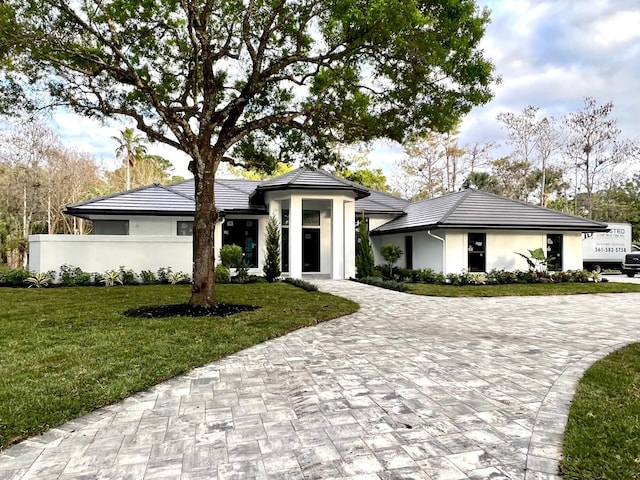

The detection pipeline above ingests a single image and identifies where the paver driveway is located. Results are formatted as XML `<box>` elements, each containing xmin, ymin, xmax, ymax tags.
<box><xmin>2</xmin><ymin>281</ymin><xmax>640</xmax><ymax>480</ymax></box>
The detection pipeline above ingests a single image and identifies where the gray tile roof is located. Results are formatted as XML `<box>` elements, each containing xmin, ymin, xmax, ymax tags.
<box><xmin>66</xmin><ymin>170</ymin><xmax>608</xmax><ymax>235</ymax></box>
<box><xmin>66</xmin><ymin>178</ymin><xmax>265</xmax><ymax>217</ymax></box>
<box><xmin>355</xmin><ymin>190</ymin><xmax>409</xmax><ymax>214</ymax></box>
<box><xmin>371</xmin><ymin>189</ymin><xmax>608</xmax><ymax>234</ymax></box>
<box><xmin>252</xmin><ymin>168</ymin><xmax>370</xmax><ymax>200</ymax></box>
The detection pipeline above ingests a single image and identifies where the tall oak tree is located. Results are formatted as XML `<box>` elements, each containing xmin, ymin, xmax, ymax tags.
<box><xmin>1</xmin><ymin>0</ymin><xmax>496</xmax><ymax>305</ymax></box>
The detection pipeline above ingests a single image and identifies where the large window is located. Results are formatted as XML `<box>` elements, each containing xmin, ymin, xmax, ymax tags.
<box><xmin>281</xmin><ymin>210</ymin><xmax>289</xmax><ymax>272</ymax></box>
<box><xmin>222</xmin><ymin>219</ymin><xmax>258</xmax><ymax>267</ymax></box>
<box><xmin>405</xmin><ymin>236</ymin><xmax>413</xmax><ymax>269</ymax></box>
<box><xmin>468</xmin><ymin>233</ymin><xmax>486</xmax><ymax>272</ymax></box>
<box><xmin>92</xmin><ymin>220</ymin><xmax>129</xmax><ymax>235</ymax></box>
<box><xmin>547</xmin><ymin>234</ymin><xmax>563</xmax><ymax>270</ymax></box>
<box><xmin>302</xmin><ymin>210</ymin><xmax>320</xmax><ymax>226</ymax></box>
<box><xmin>177</xmin><ymin>221</ymin><xmax>193</xmax><ymax>236</ymax></box>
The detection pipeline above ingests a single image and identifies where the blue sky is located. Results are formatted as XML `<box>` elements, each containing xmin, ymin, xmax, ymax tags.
<box><xmin>52</xmin><ymin>0</ymin><xmax>640</xmax><ymax>180</ymax></box>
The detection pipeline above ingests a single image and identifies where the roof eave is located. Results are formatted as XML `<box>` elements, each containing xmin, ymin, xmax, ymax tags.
<box><xmin>65</xmin><ymin>206</ymin><xmax>268</xmax><ymax>218</ymax></box>
<box><xmin>371</xmin><ymin>223</ymin><xmax>609</xmax><ymax>236</ymax></box>
<box><xmin>250</xmin><ymin>184</ymin><xmax>370</xmax><ymax>201</ymax></box>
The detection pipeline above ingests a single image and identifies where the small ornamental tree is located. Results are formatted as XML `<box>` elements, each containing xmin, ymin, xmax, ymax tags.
<box><xmin>355</xmin><ymin>215</ymin><xmax>376</xmax><ymax>279</ymax></box>
<box><xmin>263</xmin><ymin>215</ymin><xmax>281</xmax><ymax>282</ymax></box>
<box><xmin>380</xmin><ymin>244</ymin><xmax>403</xmax><ymax>278</ymax></box>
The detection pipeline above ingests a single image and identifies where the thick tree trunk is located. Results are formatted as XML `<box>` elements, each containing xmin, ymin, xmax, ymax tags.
<box><xmin>189</xmin><ymin>154</ymin><xmax>219</xmax><ymax>306</ymax></box>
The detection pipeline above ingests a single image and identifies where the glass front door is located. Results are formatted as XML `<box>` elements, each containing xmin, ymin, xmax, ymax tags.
<box><xmin>302</xmin><ymin>228</ymin><xmax>320</xmax><ymax>272</ymax></box>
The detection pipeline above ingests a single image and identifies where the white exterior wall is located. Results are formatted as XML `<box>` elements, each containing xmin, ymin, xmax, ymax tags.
<box><xmin>562</xmin><ymin>233</ymin><xmax>584</xmax><ymax>270</ymax></box>
<box><xmin>371</xmin><ymin>232</ymin><xmax>444</xmax><ymax>271</ymax></box>
<box><xmin>89</xmin><ymin>215</ymin><xmax>193</xmax><ymax>235</ymax></box>
<box><xmin>371</xmin><ymin>229</ymin><xmax>585</xmax><ymax>274</ymax></box>
<box><xmin>371</xmin><ymin>234</ymin><xmax>403</xmax><ymax>266</ymax></box>
<box><xmin>485</xmin><ymin>231</ymin><xmax>546</xmax><ymax>272</ymax></box>
<box><xmin>446</xmin><ymin>230</ymin><xmax>584</xmax><ymax>274</ymax></box>
<box><xmin>444</xmin><ymin>231</ymin><xmax>466</xmax><ymax>274</ymax></box>
<box><xmin>367</xmin><ymin>214</ymin><xmax>398</xmax><ymax>230</ymax></box>
<box><xmin>29</xmin><ymin>234</ymin><xmax>193</xmax><ymax>274</ymax></box>
<box><xmin>413</xmin><ymin>232</ymin><xmax>444</xmax><ymax>272</ymax></box>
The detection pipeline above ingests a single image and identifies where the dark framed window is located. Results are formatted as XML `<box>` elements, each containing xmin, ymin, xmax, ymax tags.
<box><xmin>547</xmin><ymin>234</ymin><xmax>563</xmax><ymax>270</ymax></box>
<box><xmin>92</xmin><ymin>220</ymin><xmax>129</xmax><ymax>235</ymax></box>
<box><xmin>281</xmin><ymin>209</ymin><xmax>290</xmax><ymax>226</ymax></box>
<box><xmin>302</xmin><ymin>210</ymin><xmax>320</xmax><ymax>226</ymax></box>
<box><xmin>468</xmin><ymin>233</ymin><xmax>486</xmax><ymax>272</ymax></box>
<box><xmin>223</xmin><ymin>219</ymin><xmax>258</xmax><ymax>267</ymax></box>
<box><xmin>405</xmin><ymin>236</ymin><xmax>413</xmax><ymax>269</ymax></box>
<box><xmin>177</xmin><ymin>221</ymin><xmax>193</xmax><ymax>236</ymax></box>
<box><xmin>281</xmin><ymin>227</ymin><xmax>289</xmax><ymax>272</ymax></box>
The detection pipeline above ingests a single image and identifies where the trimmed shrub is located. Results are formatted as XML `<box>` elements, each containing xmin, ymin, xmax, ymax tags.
<box><xmin>0</xmin><ymin>266</ymin><xmax>32</xmax><ymax>286</ymax></box>
<box><xmin>396</xmin><ymin>268</ymin><xmax>422</xmax><ymax>283</ymax></box>
<box><xmin>156</xmin><ymin>267</ymin><xmax>172</xmax><ymax>284</ymax></box>
<box><xmin>140</xmin><ymin>270</ymin><xmax>158</xmax><ymax>284</ymax></box>
<box><xmin>486</xmin><ymin>269</ymin><xmax>513</xmax><ymax>284</ymax></box>
<box><xmin>119</xmin><ymin>266</ymin><xmax>138</xmax><ymax>285</ymax></box>
<box><xmin>219</xmin><ymin>244</ymin><xmax>243</xmax><ymax>269</ymax></box>
<box><xmin>59</xmin><ymin>264</ymin><xmax>93</xmax><ymax>286</ymax></box>
<box><xmin>283</xmin><ymin>277</ymin><xmax>318</xmax><ymax>292</ymax></box>
<box><xmin>215</xmin><ymin>265</ymin><xmax>231</xmax><ymax>284</ymax></box>
<box><xmin>357</xmin><ymin>276</ymin><xmax>409</xmax><ymax>292</ymax></box>
<box><xmin>419</xmin><ymin>268</ymin><xmax>446</xmax><ymax>284</ymax></box>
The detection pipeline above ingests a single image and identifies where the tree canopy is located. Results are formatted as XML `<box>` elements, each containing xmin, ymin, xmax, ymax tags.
<box><xmin>0</xmin><ymin>0</ymin><xmax>496</xmax><ymax>305</ymax></box>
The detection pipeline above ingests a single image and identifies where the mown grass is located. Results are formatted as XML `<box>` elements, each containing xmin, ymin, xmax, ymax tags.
<box><xmin>408</xmin><ymin>282</ymin><xmax>640</xmax><ymax>297</ymax></box>
<box><xmin>0</xmin><ymin>283</ymin><xmax>358</xmax><ymax>450</ymax></box>
<box><xmin>560</xmin><ymin>343</ymin><xmax>640</xmax><ymax>479</ymax></box>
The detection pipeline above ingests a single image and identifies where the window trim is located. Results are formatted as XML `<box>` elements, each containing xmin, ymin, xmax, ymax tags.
<box><xmin>222</xmin><ymin>218</ymin><xmax>259</xmax><ymax>268</ymax></box>
<box><xmin>91</xmin><ymin>219</ymin><xmax>130</xmax><ymax>235</ymax></box>
<box><xmin>467</xmin><ymin>232</ymin><xmax>486</xmax><ymax>272</ymax></box>
<box><xmin>177</xmin><ymin>221</ymin><xmax>193</xmax><ymax>236</ymax></box>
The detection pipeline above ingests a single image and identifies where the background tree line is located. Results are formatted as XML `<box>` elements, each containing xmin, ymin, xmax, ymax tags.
<box><xmin>391</xmin><ymin>97</ymin><xmax>640</xmax><ymax>237</ymax></box>
<box><xmin>0</xmin><ymin>121</ymin><xmax>181</xmax><ymax>267</ymax></box>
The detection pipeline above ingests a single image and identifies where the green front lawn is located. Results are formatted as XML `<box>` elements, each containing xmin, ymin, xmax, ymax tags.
<box><xmin>408</xmin><ymin>282</ymin><xmax>640</xmax><ymax>297</ymax></box>
<box><xmin>0</xmin><ymin>283</ymin><xmax>358</xmax><ymax>450</ymax></box>
<box><xmin>561</xmin><ymin>343</ymin><xmax>640</xmax><ymax>479</ymax></box>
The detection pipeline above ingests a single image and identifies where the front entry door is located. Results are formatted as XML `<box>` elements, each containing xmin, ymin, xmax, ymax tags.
<box><xmin>302</xmin><ymin>228</ymin><xmax>320</xmax><ymax>272</ymax></box>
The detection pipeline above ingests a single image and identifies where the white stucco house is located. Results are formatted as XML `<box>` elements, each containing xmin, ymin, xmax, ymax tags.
<box><xmin>29</xmin><ymin>168</ymin><xmax>608</xmax><ymax>278</ymax></box>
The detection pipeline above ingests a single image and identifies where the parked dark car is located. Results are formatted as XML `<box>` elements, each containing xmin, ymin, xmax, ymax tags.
<box><xmin>622</xmin><ymin>251</ymin><xmax>640</xmax><ymax>277</ymax></box>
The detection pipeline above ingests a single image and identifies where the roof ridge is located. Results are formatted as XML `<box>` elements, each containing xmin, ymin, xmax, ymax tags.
<box><xmin>327</xmin><ymin>170</ymin><xmax>407</xmax><ymax>201</ymax></box>
<box><xmin>287</xmin><ymin>167</ymin><xmax>305</xmax><ymax>185</ymax></box>
<box><xmin>158</xmin><ymin>182</ymin><xmax>195</xmax><ymax>201</ymax></box>
<box><xmin>66</xmin><ymin>183</ymin><xmax>165</xmax><ymax>208</ymax></box>
<box><xmin>361</xmin><ymin>194</ymin><xmax>405</xmax><ymax>213</ymax></box>
<box><xmin>439</xmin><ymin>189</ymin><xmax>473</xmax><ymax>224</ymax></box>
<box><xmin>468</xmin><ymin>189</ymin><xmax>608</xmax><ymax>225</ymax></box>
<box><xmin>217</xmin><ymin>177</ymin><xmax>261</xmax><ymax>195</ymax></box>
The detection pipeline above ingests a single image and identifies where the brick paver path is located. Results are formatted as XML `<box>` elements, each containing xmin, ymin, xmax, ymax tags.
<box><xmin>1</xmin><ymin>281</ymin><xmax>639</xmax><ymax>479</ymax></box>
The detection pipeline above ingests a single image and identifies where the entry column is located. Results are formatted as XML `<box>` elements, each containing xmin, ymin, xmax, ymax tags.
<box><xmin>331</xmin><ymin>197</ymin><xmax>344</xmax><ymax>279</ymax></box>
<box><xmin>289</xmin><ymin>195</ymin><xmax>303</xmax><ymax>279</ymax></box>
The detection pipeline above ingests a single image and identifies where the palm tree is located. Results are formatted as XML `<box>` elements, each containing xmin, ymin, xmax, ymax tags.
<box><xmin>112</xmin><ymin>128</ymin><xmax>148</xmax><ymax>190</ymax></box>
<box><xmin>461</xmin><ymin>171</ymin><xmax>501</xmax><ymax>194</ymax></box>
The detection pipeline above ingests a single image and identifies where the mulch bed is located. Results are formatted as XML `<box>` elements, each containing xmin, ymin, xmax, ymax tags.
<box><xmin>124</xmin><ymin>303</ymin><xmax>259</xmax><ymax>318</ymax></box>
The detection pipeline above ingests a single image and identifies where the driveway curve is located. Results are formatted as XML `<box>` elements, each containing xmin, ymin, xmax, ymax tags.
<box><xmin>2</xmin><ymin>281</ymin><xmax>640</xmax><ymax>480</ymax></box>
